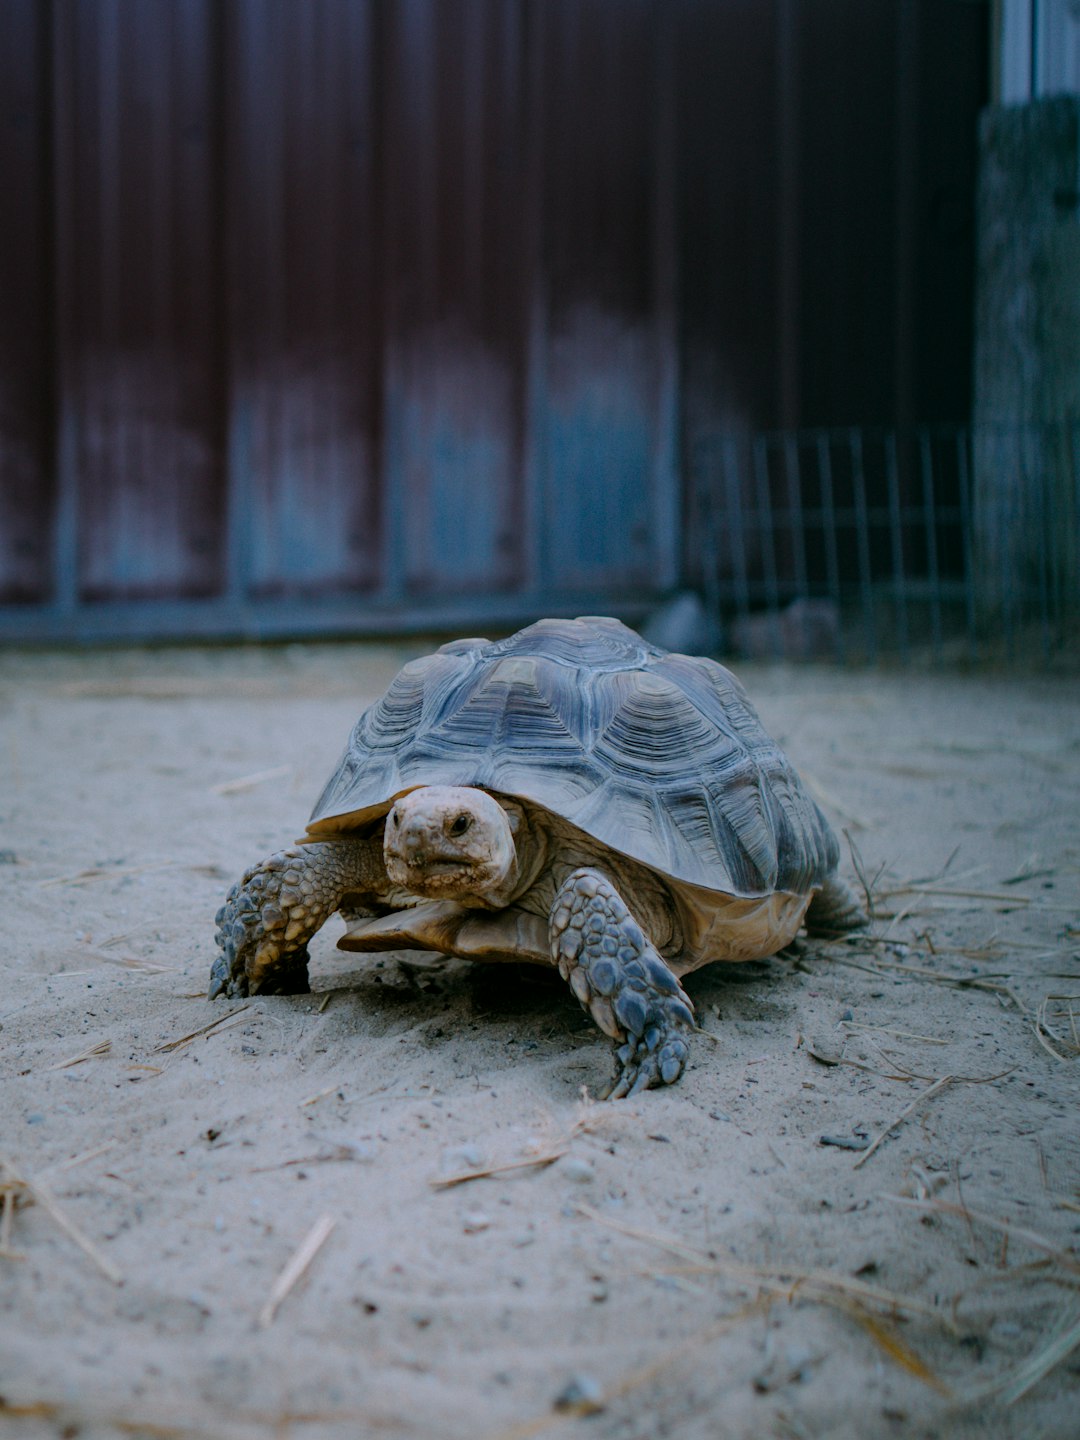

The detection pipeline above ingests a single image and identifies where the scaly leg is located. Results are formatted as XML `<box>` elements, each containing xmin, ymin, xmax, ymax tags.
<box><xmin>549</xmin><ymin>868</ymin><xmax>695</xmax><ymax>1097</ymax></box>
<box><xmin>210</xmin><ymin>838</ymin><xmax>386</xmax><ymax>999</ymax></box>
<box><xmin>804</xmin><ymin>872</ymin><xmax>867</xmax><ymax>936</ymax></box>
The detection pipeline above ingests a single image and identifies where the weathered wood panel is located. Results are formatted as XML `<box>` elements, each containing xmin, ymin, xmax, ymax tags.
<box><xmin>0</xmin><ymin>0</ymin><xmax>988</xmax><ymax>642</ymax></box>
<box><xmin>225</xmin><ymin>0</ymin><xmax>382</xmax><ymax>599</ymax></box>
<box><xmin>536</xmin><ymin>0</ymin><xmax>678</xmax><ymax>593</ymax></box>
<box><xmin>53</xmin><ymin>0</ymin><xmax>224</xmax><ymax>602</ymax></box>
<box><xmin>0</xmin><ymin>0</ymin><xmax>51</xmax><ymax>603</ymax></box>
<box><xmin>383</xmin><ymin>0</ymin><xmax>529</xmax><ymax>599</ymax></box>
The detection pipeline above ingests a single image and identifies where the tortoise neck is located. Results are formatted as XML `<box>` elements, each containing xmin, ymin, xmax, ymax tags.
<box><xmin>494</xmin><ymin>798</ymin><xmax>550</xmax><ymax>907</ymax></box>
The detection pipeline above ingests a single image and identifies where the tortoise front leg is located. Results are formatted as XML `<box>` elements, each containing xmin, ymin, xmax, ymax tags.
<box><xmin>550</xmin><ymin>868</ymin><xmax>695</xmax><ymax>1097</ymax></box>
<box><xmin>210</xmin><ymin>838</ymin><xmax>386</xmax><ymax>999</ymax></box>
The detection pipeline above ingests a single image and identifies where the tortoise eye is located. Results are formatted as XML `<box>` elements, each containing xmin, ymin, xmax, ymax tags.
<box><xmin>449</xmin><ymin>813</ymin><xmax>472</xmax><ymax>836</ymax></box>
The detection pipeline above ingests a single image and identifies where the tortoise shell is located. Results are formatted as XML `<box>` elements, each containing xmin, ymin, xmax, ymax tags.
<box><xmin>306</xmin><ymin>616</ymin><xmax>838</xmax><ymax>900</ymax></box>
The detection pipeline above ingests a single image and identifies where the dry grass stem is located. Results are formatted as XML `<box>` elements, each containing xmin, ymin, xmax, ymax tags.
<box><xmin>839</xmin><ymin>1302</ymin><xmax>951</xmax><ymax>1396</ymax></box>
<box><xmin>487</xmin><ymin>1297</ymin><xmax>772</xmax><ymax>1440</ymax></box>
<box><xmin>1</xmin><ymin>1188</ymin><xmax>15</xmax><ymax>1253</ymax></box>
<box><xmin>1</xmin><ymin>1159</ymin><xmax>124</xmax><ymax>1285</ymax></box>
<box><xmin>0</xmin><ymin>1399</ymin><xmax>191</xmax><ymax>1438</ymax></box>
<box><xmin>155</xmin><ymin>1006</ymin><xmax>250</xmax><ymax>1053</ymax></box>
<box><xmin>0</xmin><ymin>1395</ymin><xmax>389</xmax><ymax>1438</ymax></box>
<box><xmin>88</xmin><ymin>951</ymin><xmax>173</xmax><ymax>973</ymax></box>
<box><xmin>432</xmin><ymin>1104</ymin><xmax>633</xmax><ymax>1189</ymax></box>
<box><xmin>882</xmin><ymin>1194</ymin><xmax>1080</xmax><ymax>1277</ymax></box>
<box><xmin>41</xmin><ymin>1143</ymin><xmax>117</xmax><ymax>1177</ymax></box>
<box><xmin>299</xmin><ymin>1082</ymin><xmax>344</xmax><ymax>1107</ymax></box>
<box><xmin>432</xmin><ymin>1149</ymin><xmax>569</xmax><ymax>1189</ymax></box>
<box><xmin>840</xmin><ymin>1021</ymin><xmax>948</xmax><ymax>1045</ymax></box>
<box><xmin>250</xmin><ymin>1144</ymin><xmax>371</xmax><ymax>1174</ymax></box>
<box><xmin>906</xmin><ymin>852</ymin><xmax>973</xmax><ymax>885</ymax></box>
<box><xmin>576</xmin><ymin>1203</ymin><xmax>945</xmax><ymax>1323</ymax></box>
<box><xmin>46</xmin><ymin>1039</ymin><xmax>112</xmax><ymax>1071</ymax></box>
<box><xmin>963</xmin><ymin>1304</ymin><xmax>1080</xmax><ymax>1407</ymax></box>
<box><xmin>1034</xmin><ymin>995</ymin><xmax>1080</xmax><ymax>1061</ymax></box>
<box><xmin>879</xmin><ymin>884</ymin><xmax>1032</xmax><ymax>904</ymax></box>
<box><xmin>28</xmin><ymin>1177</ymin><xmax>124</xmax><ymax>1285</ymax></box>
<box><xmin>852</xmin><ymin>1075</ymin><xmax>955</xmax><ymax>1169</ymax></box>
<box><xmin>258</xmin><ymin>1213</ymin><xmax>336</xmax><ymax>1328</ymax></box>
<box><xmin>39</xmin><ymin>862</ymin><xmax>177</xmax><ymax>889</ymax></box>
<box><xmin>844</xmin><ymin>829</ymin><xmax>883</xmax><ymax>921</ymax></box>
<box><xmin>827</xmin><ymin>952</ymin><xmax>1030</xmax><ymax>1012</ymax></box>
<box><xmin>212</xmin><ymin>764</ymin><xmax>292</xmax><ymax>795</ymax></box>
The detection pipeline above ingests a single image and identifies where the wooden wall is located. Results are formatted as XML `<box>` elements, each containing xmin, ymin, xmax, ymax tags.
<box><xmin>0</xmin><ymin>0</ymin><xmax>987</xmax><ymax>639</ymax></box>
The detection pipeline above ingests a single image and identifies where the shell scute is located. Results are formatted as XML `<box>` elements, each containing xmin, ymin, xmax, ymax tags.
<box><xmin>307</xmin><ymin>616</ymin><xmax>836</xmax><ymax>899</ymax></box>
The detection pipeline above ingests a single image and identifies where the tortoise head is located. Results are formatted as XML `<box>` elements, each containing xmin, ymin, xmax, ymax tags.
<box><xmin>383</xmin><ymin>786</ymin><xmax>520</xmax><ymax>908</ymax></box>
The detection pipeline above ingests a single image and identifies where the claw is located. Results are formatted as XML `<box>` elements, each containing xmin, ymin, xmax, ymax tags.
<box><xmin>551</xmin><ymin>867</ymin><xmax>695</xmax><ymax>1097</ymax></box>
<box><xmin>207</xmin><ymin>955</ymin><xmax>229</xmax><ymax>1000</ymax></box>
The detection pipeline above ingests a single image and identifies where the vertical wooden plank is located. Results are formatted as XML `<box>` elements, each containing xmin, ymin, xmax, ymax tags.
<box><xmin>911</xmin><ymin>0</ymin><xmax>988</xmax><ymax>423</ymax></box>
<box><xmin>676</xmin><ymin>0</ymin><xmax>781</xmax><ymax>439</ymax></box>
<box><xmin>796</xmin><ymin>0</ymin><xmax>900</xmax><ymax>427</ymax></box>
<box><xmin>227</xmin><ymin>0</ymin><xmax>381</xmax><ymax>599</ymax></box>
<box><xmin>892</xmin><ymin>0</ymin><xmax>920</xmax><ymax>434</ymax></box>
<box><xmin>536</xmin><ymin>0</ymin><xmax>670</xmax><ymax>594</ymax></box>
<box><xmin>53</xmin><ymin>0</ymin><xmax>223</xmax><ymax>602</ymax></box>
<box><xmin>650</xmin><ymin>0</ymin><xmax>681</xmax><ymax>591</ymax></box>
<box><xmin>519</xmin><ymin>0</ymin><xmax>549</xmax><ymax>596</ymax></box>
<box><xmin>675</xmin><ymin>0</ymin><xmax>784</xmax><ymax>601</ymax></box>
<box><xmin>61</xmin><ymin>0</ymin><xmax>221</xmax><ymax>599</ymax></box>
<box><xmin>380</xmin><ymin>0</ymin><xmax>528</xmax><ymax>599</ymax></box>
<box><xmin>0</xmin><ymin>0</ymin><xmax>52</xmax><ymax>603</ymax></box>
<box><xmin>776</xmin><ymin>0</ymin><xmax>801</xmax><ymax>432</ymax></box>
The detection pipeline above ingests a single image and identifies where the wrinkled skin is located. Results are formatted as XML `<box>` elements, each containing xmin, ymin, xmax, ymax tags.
<box><xmin>212</xmin><ymin>784</ymin><xmax>695</xmax><ymax>1096</ymax></box>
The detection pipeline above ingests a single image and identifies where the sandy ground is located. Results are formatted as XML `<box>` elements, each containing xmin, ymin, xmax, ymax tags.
<box><xmin>1</xmin><ymin>639</ymin><xmax>1079</xmax><ymax>1440</ymax></box>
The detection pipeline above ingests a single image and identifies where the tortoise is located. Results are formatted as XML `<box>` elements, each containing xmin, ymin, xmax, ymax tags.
<box><xmin>210</xmin><ymin>616</ymin><xmax>863</xmax><ymax>1095</ymax></box>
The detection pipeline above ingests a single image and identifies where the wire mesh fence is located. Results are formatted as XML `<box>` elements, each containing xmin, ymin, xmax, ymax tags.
<box><xmin>688</xmin><ymin>420</ymin><xmax>1080</xmax><ymax>666</ymax></box>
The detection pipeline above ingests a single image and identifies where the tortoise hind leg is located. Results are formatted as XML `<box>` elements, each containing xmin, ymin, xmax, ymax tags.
<box><xmin>210</xmin><ymin>838</ymin><xmax>385</xmax><ymax>999</ymax></box>
<box><xmin>804</xmin><ymin>872</ymin><xmax>867</xmax><ymax>936</ymax></box>
<box><xmin>550</xmin><ymin>868</ymin><xmax>695</xmax><ymax>1098</ymax></box>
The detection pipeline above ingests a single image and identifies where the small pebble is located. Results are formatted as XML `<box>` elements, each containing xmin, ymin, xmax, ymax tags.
<box><xmin>785</xmin><ymin>1344</ymin><xmax>814</xmax><ymax>1376</ymax></box>
<box><xmin>26</xmin><ymin>1114</ymin><xmax>45</xmax><ymax>1125</ymax></box>
<box><xmin>439</xmin><ymin>1143</ymin><xmax>484</xmax><ymax>1175</ymax></box>
<box><xmin>805</xmin><ymin>1034</ymin><xmax>843</xmax><ymax>1066</ymax></box>
<box><xmin>462</xmin><ymin>1210</ymin><xmax>490</xmax><ymax>1234</ymax></box>
<box><xmin>553</xmin><ymin>1374</ymin><xmax>604</xmax><ymax>1415</ymax></box>
<box><xmin>559</xmin><ymin>1157</ymin><xmax>595</xmax><ymax>1184</ymax></box>
<box><xmin>334</xmin><ymin>1140</ymin><xmax>377</xmax><ymax>1163</ymax></box>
